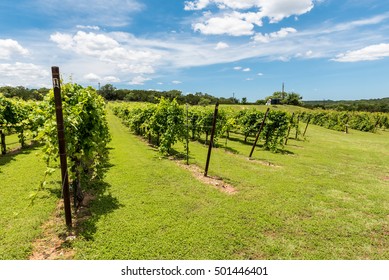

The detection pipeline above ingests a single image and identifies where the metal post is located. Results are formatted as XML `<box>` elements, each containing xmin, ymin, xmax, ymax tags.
<box><xmin>285</xmin><ymin>113</ymin><xmax>294</xmax><ymax>145</ymax></box>
<box><xmin>249</xmin><ymin>108</ymin><xmax>270</xmax><ymax>158</ymax></box>
<box><xmin>295</xmin><ymin>114</ymin><xmax>300</xmax><ymax>139</ymax></box>
<box><xmin>51</xmin><ymin>66</ymin><xmax>72</xmax><ymax>228</ymax></box>
<box><xmin>186</xmin><ymin>104</ymin><xmax>189</xmax><ymax>165</ymax></box>
<box><xmin>204</xmin><ymin>102</ymin><xmax>219</xmax><ymax>177</ymax></box>
<box><xmin>303</xmin><ymin>116</ymin><xmax>311</xmax><ymax>137</ymax></box>
<box><xmin>0</xmin><ymin>130</ymin><xmax>5</xmax><ymax>155</ymax></box>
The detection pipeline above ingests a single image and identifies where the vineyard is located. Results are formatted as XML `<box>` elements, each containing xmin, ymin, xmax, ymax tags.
<box><xmin>111</xmin><ymin>99</ymin><xmax>389</xmax><ymax>158</ymax></box>
<box><xmin>1</xmin><ymin>92</ymin><xmax>389</xmax><ymax>260</ymax></box>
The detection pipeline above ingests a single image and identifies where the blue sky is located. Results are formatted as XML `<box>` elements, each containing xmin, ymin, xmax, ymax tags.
<box><xmin>1</xmin><ymin>0</ymin><xmax>389</xmax><ymax>101</ymax></box>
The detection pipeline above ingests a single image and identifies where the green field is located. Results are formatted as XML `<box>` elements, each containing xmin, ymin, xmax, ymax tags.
<box><xmin>0</xmin><ymin>106</ymin><xmax>388</xmax><ymax>259</ymax></box>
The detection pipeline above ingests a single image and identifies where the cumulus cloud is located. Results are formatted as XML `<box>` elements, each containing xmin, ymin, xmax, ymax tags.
<box><xmin>172</xmin><ymin>80</ymin><xmax>182</xmax><ymax>84</ymax></box>
<box><xmin>0</xmin><ymin>39</ymin><xmax>29</xmax><ymax>59</ymax></box>
<box><xmin>193</xmin><ymin>15</ymin><xmax>254</xmax><ymax>36</ymax></box>
<box><xmin>50</xmin><ymin>31</ymin><xmax>159</xmax><ymax>73</ymax></box>
<box><xmin>187</xmin><ymin>0</ymin><xmax>314</xmax><ymax>36</ymax></box>
<box><xmin>0</xmin><ymin>62</ymin><xmax>49</xmax><ymax>86</ymax></box>
<box><xmin>333</xmin><ymin>43</ymin><xmax>389</xmax><ymax>62</ymax></box>
<box><xmin>242</xmin><ymin>67</ymin><xmax>251</xmax><ymax>72</ymax></box>
<box><xmin>253</xmin><ymin>27</ymin><xmax>297</xmax><ymax>43</ymax></box>
<box><xmin>84</xmin><ymin>73</ymin><xmax>101</xmax><ymax>82</ymax></box>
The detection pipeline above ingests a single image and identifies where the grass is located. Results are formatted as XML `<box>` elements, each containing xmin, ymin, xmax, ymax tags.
<box><xmin>71</xmin><ymin>109</ymin><xmax>389</xmax><ymax>259</ymax></box>
<box><xmin>0</xmin><ymin>144</ymin><xmax>60</xmax><ymax>259</ymax></box>
<box><xmin>1</xmin><ymin>106</ymin><xmax>388</xmax><ymax>259</ymax></box>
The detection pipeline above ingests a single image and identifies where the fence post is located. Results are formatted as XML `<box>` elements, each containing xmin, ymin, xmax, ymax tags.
<box><xmin>303</xmin><ymin>116</ymin><xmax>311</xmax><ymax>137</ymax></box>
<box><xmin>51</xmin><ymin>66</ymin><xmax>72</xmax><ymax>228</ymax></box>
<box><xmin>0</xmin><ymin>130</ymin><xmax>5</xmax><ymax>155</ymax></box>
<box><xmin>249</xmin><ymin>108</ymin><xmax>270</xmax><ymax>158</ymax></box>
<box><xmin>204</xmin><ymin>102</ymin><xmax>219</xmax><ymax>177</ymax></box>
<box><xmin>285</xmin><ymin>113</ymin><xmax>295</xmax><ymax>145</ymax></box>
<box><xmin>186</xmin><ymin>104</ymin><xmax>189</xmax><ymax>165</ymax></box>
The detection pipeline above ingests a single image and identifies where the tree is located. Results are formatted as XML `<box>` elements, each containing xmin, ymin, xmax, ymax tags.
<box><xmin>99</xmin><ymin>84</ymin><xmax>116</xmax><ymax>100</ymax></box>
<box><xmin>241</xmin><ymin>97</ymin><xmax>247</xmax><ymax>104</ymax></box>
<box><xmin>285</xmin><ymin>92</ymin><xmax>303</xmax><ymax>106</ymax></box>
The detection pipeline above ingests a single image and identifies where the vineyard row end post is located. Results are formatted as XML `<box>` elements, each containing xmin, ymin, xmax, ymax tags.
<box><xmin>51</xmin><ymin>66</ymin><xmax>72</xmax><ymax>228</ymax></box>
<box><xmin>249</xmin><ymin>108</ymin><xmax>270</xmax><ymax>158</ymax></box>
<box><xmin>204</xmin><ymin>102</ymin><xmax>219</xmax><ymax>177</ymax></box>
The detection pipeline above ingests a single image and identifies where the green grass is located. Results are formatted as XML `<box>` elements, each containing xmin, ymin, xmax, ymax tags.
<box><xmin>0</xmin><ymin>145</ymin><xmax>60</xmax><ymax>259</ymax></box>
<box><xmin>1</xmin><ymin>107</ymin><xmax>388</xmax><ymax>260</ymax></box>
<box><xmin>72</xmin><ymin>109</ymin><xmax>389</xmax><ymax>259</ymax></box>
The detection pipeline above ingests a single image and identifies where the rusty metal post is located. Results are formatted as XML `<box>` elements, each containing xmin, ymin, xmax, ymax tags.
<box><xmin>249</xmin><ymin>108</ymin><xmax>270</xmax><ymax>158</ymax></box>
<box><xmin>51</xmin><ymin>66</ymin><xmax>72</xmax><ymax>228</ymax></box>
<box><xmin>303</xmin><ymin>116</ymin><xmax>311</xmax><ymax>137</ymax></box>
<box><xmin>204</xmin><ymin>102</ymin><xmax>219</xmax><ymax>177</ymax></box>
<box><xmin>285</xmin><ymin>112</ymin><xmax>295</xmax><ymax>145</ymax></box>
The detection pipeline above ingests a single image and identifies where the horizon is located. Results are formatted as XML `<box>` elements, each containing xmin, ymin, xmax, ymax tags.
<box><xmin>1</xmin><ymin>0</ymin><xmax>389</xmax><ymax>102</ymax></box>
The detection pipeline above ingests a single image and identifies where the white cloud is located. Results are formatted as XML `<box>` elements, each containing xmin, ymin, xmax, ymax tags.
<box><xmin>233</xmin><ymin>66</ymin><xmax>242</xmax><ymax>70</ymax></box>
<box><xmin>76</xmin><ymin>25</ymin><xmax>100</xmax><ymax>30</ymax></box>
<box><xmin>187</xmin><ymin>0</ymin><xmax>314</xmax><ymax>36</ymax></box>
<box><xmin>0</xmin><ymin>39</ymin><xmax>29</xmax><ymax>59</ymax></box>
<box><xmin>129</xmin><ymin>76</ymin><xmax>151</xmax><ymax>85</ymax></box>
<box><xmin>215</xmin><ymin>42</ymin><xmax>229</xmax><ymax>50</ymax></box>
<box><xmin>257</xmin><ymin>73</ymin><xmax>264</xmax><ymax>76</ymax></box>
<box><xmin>333</xmin><ymin>43</ymin><xmax>389</xmax><ymax>62</ymax></box>
<box><xmin>84</xmin><ymin>73</ymin><xmax>101</xmax><ymax>82</ymax></box>
<box><xmin>184</xmin><ymin>0</ymin><xmax>210</xmax><ymax>10</ymax></box>
<box><xmin>0</xmin><ymin>62</ymin><xmax>49</xmax><ymax>86</ymax></box>
<box><xmin>50</xmin><ymin>31</ymin><xmax>160</xmax><ymax>74</ymax></box>
<box><xmin>193</xmin><ymin>15</ymin><xmax>254</xmax><ymax>36</ymax></box>
<box><xmin>253</xmin><ymin>27</ymin><xmax>297</xmax><ymax>43</ymax></box>
<box><xmin>172</xmin><ymin>80</ymin><xmax>182</xmax><ymax>84</ymax></box>
<box><xmin>104</xmin><ymin>76</ymin><xmax>121</xmax><ymax>83</ymax></box>
<box><xmin>242</xmin><ymin>68</ymin><xmax>251</xmax><ymax>72</ymax></box>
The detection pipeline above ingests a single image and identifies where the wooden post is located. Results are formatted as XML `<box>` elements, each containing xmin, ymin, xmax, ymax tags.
<box><xmin>0</xmin><ymin>130</ymin><xmax>5</xmax><ymax>155</ymax></box>
<box><xmin>51</xmin><ymin>66</ymin><xmax>72</xmax><ymax>228</ymax></box>
<box><xmin>285</xmin><ymin>113</ymin><xmax>294</xmax><ymax>145</ymax></box>
<box><xmin>204</xmin><ymin>102</ymin><xmax>219</xmax><ymax>177</ymax></box>
<box><xmin>186</xmin><ymin>104</ymin><xmax>189</xmax><ymax>165</ymax></box>
<box><xmin>249</xmin><ymin>108</ymin><xmax>270</xmax><ymax>158</ymax></box>
<box><xmin>303</xmin><ymin>116</ymin><xmax>311</xmax><ymax>137</ymax></box>
<box><xmin>295</xmin><ymin>114</ymin><xmax>300</xmax><ymax>139</ymax></box>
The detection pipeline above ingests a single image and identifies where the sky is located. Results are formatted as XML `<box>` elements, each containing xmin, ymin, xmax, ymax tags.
<box><xmin>0</xmin><ymin>0</ymin><xmax>389</xmax><ymax>101</ymax></box>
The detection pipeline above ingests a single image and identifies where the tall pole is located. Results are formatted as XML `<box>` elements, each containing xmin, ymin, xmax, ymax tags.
<box><xmin>51</xmin><ymin>66</ymin><xmax>72</xmax><ymax>228</ymax></box>
<box><xmin>204</xmin><ymin>102</ymin><xmax>219</xmax><ymax>177</ymax></box>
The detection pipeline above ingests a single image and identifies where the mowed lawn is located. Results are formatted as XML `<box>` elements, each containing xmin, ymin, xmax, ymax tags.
<box><xmin>0</xmin><ymin>144</ymin><xmax>60</xmax><ymax>259</ymax></box>
<box><xmin>72</xmin><ymin>109</ymin><xmax>389</xmax><ymax>259</ymax></box>
<box><xmin>1</xmin><ymin>108</ymin><xmax>388</xmax><ymax>259</ymax></box>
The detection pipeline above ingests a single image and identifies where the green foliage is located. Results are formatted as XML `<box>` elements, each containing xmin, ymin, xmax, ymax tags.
<box><xmin>300</xmin><ymin>110</ymin><xmax>389</xmax><ymax>133</ymax></box>
<box><xmin>113</xmin><ymin>102</ymin><xmax>289</xmax><ymax>153</ymax></box>
<box><xmin>38</xmin><ymin>83</ymin><xmax>111</xmax><ymax>188</ymax></box>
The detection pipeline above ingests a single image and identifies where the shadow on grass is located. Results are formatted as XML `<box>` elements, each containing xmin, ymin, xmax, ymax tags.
<box><xmin>0</xmin><ymin>142</ymin><xmax>42</xmax><ymax>172</ymax></box>
<box><xmin>75</xmin><ymin>180</ymin><xmax>123</xmax><ymax>241</ymax></box>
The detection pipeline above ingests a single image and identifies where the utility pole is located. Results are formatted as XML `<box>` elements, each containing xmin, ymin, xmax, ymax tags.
<box><xmin>282</xmin><ymin>82</ymin><xmax>285</xmax><ymax>100</ymax></box>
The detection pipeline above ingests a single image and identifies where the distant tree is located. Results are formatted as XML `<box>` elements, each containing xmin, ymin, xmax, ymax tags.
<box><xmin>99</xmin><ymin>84</ymin><xmax>116</xmax><ymax>100</ymax></box>
<box><xmin>284</xmin><ymin>92</ymin><xmax>303</xmax><ymax>106</ymax></box>
<box><xmin>255</xmin><ymin>99</ymin><xmax>266</xmax><ymax>105</ymax></box>
<box><xmin>198</xmin><ymin>97</ymin><xmax>211</xmax><ymax>106</ymax></box>
<box><xmin>241</xmin><ymin>97</ymin><xmax>247</xmax><ymax>104</ymax></box>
